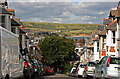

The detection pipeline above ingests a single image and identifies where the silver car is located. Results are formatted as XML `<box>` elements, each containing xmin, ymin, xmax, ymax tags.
<box><xmin>93</xmin><ymin>56</ymin><xmax>120</xmax><ymax>79</ymax></box>
<box><xmin>83</xmin><ymin>61</ymin><xmax>96</xmax><ymax>78</ymax></box>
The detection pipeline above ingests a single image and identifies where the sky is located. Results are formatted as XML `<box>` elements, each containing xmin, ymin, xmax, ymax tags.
<box><xmin>7</xmin><ymin>0</ymin><xmax>118</xmax><ymax>24</ymax></box>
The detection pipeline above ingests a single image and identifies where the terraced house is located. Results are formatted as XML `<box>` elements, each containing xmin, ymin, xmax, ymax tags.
<box><xmin>79</xmin><ymin>2</ymin><xmax>120</xmax><ymax>63</ymax></box>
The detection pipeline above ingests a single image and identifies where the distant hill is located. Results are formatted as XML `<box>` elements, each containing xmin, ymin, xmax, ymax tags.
<box><xmin>21</xmin><ymin>21</ymin><xmax>98</xmax><ymax>36</ymax></box>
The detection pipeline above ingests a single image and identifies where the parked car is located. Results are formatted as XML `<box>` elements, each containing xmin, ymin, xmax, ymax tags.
<box><xmin>93</xmin><ymin>56</ymin><xmax>120</xmax><ymax>79</ymax></box>
<box><xmin>32</xmin><ymin>59</ymin><xmax>40</xmax><ymax>75</ymax></box>
<box><xmin>83</xmin><ymin>61</ymin><xmax>96</xmax><ymax>78</ymax></box>
<box><xmin>44</xmin><ymin>65</ymin><xmax>49</xmax><ymax>75</ymax></box>
<box><xmin>51</xmin><ymin>68</ymin><xmax>55</xmax><ymax>75</ymax></box>
<box><xmin>38</xmin><ymin>62</ymin><xmax>44</xmax><ymax>76</ymax></box>
<box><xmin>76</xmin><ymin>63</ymin><xmax>86</xmax><ymax>77</ymax></box>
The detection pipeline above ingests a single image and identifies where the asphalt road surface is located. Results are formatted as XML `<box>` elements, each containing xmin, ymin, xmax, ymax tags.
<box><xmin>42</xmin><ymin>74</ymin><xmax>82</xmax><ymax>79</ymax></box>
<box><xmin>15</xmin><ymin>74</ymin><xmax>83</xmax><ymax>79</ymax></box>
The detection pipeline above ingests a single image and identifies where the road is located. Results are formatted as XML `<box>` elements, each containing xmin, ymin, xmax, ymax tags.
<box><xmin>15</xmin><ymin>74</ymin><xmax>83</xmax><ymax>79</ymax></box>
<box><xmin>42</xmin><ymin>74</ymin><xmax>81</xmax><ymax>79</ymax></box>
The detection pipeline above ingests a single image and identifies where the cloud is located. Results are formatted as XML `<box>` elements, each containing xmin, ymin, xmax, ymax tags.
<box><xmin>8</xmin><ymin>0</ymin><xmax>119</xmax><ymax>2</ymax></box>
<box><xmin>8</xmin><ymin>2</ymin><xmax>118</xmax><ymax>24</ymax></box>
<box><xmin>98</xmin><ymin>11</ymin><xmax>105</xmax><ymax>15</ymax></box>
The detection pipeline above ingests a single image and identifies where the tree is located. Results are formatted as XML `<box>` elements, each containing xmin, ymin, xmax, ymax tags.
<box><xmin>38</xmin><ymin>36</ymin><xmax>75</xmax><ymax>72</ymax></box>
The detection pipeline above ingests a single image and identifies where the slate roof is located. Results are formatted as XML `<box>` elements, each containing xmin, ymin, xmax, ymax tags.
<box><xmin>25</xmin><ymin>35</ymin><xmax>30</xmax><ymax>39</ymax></box>
<box><xmin>106</xmin><ymin>19</ymin><xmax>117</xmax><ymax>31</ymax></box>
<box><xmin>99</xmin><ymin>29</ymin><xmax>107</xmax><ymax>36</ymax></box>
<box><xmin>0</xmin><ymin>7</ymin><xmax>12</xmax><ymax>15</ymax></box>
<box><xmin>103</xmin><ymin>19</ymin><xmax>112</xmax><ymax>25</ymax></box>
<box><xmin>109</xmin><ymin>10</ymin><xmax>118</xmax><ymax>17</ymax></box>
<box><xmin>98</xmin><ymin>24</ymin><xmax>105</xmax><ymax>31</ymax></box>
<box><xmin>11</xmin><ymin>19</ymin><xmax>21</xmax><ymax>26</ymax></box>
<box><xmin>19</xmin><ymin>28</ymin><xmax>27</xmax><ymax>34</ymax></box>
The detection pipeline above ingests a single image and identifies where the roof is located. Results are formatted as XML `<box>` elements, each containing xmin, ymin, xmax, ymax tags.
<box><xmin>35</xmin><ymin>45</ymin><xmax>40</xmax><ymax>49</ymax></box>
<box><xmin>0</xmin><ymin>7</ymin><xmax>12</xmax><ymax>15</ymax></box>
<box><xmin>25</xmin><ymin>35</ymin><xmax>30</xmax><ymax>39</ymax></box>
<box><xmin>89</xmin><ymin>35</ymin><xmax>99</xmax><ymax>45</ymax></box>
<box><xmin>19</xmin><ymin>28</ymin><xmax>27</xmax><ymax>34</ymax></box>
<box><xmin>79</xmin><ymin>48</ymin><xmax>87</xmax><ymax>55</ymax></box>
<box><xmin>103</xmin><ymin>19</ymin><xmax>112</xmax><ymax>25</ymax></box>
<box><xmin>107</xmin><ymin>19</ymin><xmax>117</xmax><ymax>28</ymax></box>
<box><xmin>13</xmin><ymin>18</ymin><xmax>20</xmax><ymax>22</ymax></box>
<box><xmin>98</xmin><ymin>24</ymin><xmax>105</xmax><ymax>31</ymax></box>
<box><xmin>109</xmin><ymin>10</ymin><xmax>118</xmax><ymax>17</ymax></box>
<box><xmin>11</xmin><ymin>19</ymin><xmax>21</xmax><ymax>26</ymax></box>
<box><xmin>6</xmin><ymin>7</ymin><xmax>15</xmax><ymax>16</ymax></box>
<box><xmin>99</xmin><ymin>29</ymin><xmax>107</xmax><ymax>36</ymax></box>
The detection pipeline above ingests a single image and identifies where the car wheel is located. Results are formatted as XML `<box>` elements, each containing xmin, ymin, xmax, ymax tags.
<box><xmin>28</xmin><ymin>71</ymin><xmax>32</xmax><ymax>78</ymax></box>
<box><xmin>5</xmin><ymin>74</ymin><xmax>9</xmax><ymax>79</ymax></box>
<box><xmin>82</xmin><ymin>72</ymin><xmax>87</xmax><ymax>79</ymax></box>
<box><xmin>101</xmin><ymin>73</ymin><xmax>105</xmax><ymax>79</ymax></box>
<box><xmin>93</xmin><ymin>72</ymin><xmax>97</xmax><ymax>79</ymax></box>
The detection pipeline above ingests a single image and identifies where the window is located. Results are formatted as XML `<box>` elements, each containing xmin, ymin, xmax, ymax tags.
<box><xmin>99</xmin><ymin>57</ymin><xmax>104</xmax><ymax>64</ymax></box>
<box><xmin>11</xmin><ymin>28</ymin><xmax>15</xmax><ymax>33</ymax></box>
<box><xmin>97</xmin><ymin>42</ymin><xmax>99</xmax><ymax>52</ymax></box>
<box><xmin>112</xmin><ymin>31</ymin><xmax>115</xmax><ymax>44</ymax></box>
<box><xmin>1</xmin><ymin>16</ymin><xmax>5</xmax><ymax>28</ymax></box>
<box><xmin>110</xmin><ymin>58</ymin><xmax>120</xmax><ymax>64</ymax></box>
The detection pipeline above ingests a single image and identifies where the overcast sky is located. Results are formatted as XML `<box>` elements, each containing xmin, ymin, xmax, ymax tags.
<box><xmin>8</xmin><ymin>1</ymin><xmax>118</xmax><ymax>24</ymax></box>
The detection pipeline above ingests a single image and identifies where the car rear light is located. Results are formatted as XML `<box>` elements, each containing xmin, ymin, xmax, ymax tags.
<box><xmin>78</xmin><ymin>68</ymin><xmax>80</xmax><ymax>71</ymax></box>
<box><xmin>107</xmin><ymin>56</ymin><xmax>111</xmax><ymax>67</ymax></box>
<box><xmin>24</xmin><ymin>62</ymin><xmax>28</xmax><ymax>67</ymax></box>
<box><xmin>49</xmin><ymin>70</ymin><xmax>52</xmax><ymax>73</ymax></box>
<box><xmin>108</xmin><ymin>75</ymin><xmax>111</xmax><ymax>77</ymax></box>
<box><xmin>86</xmin><ymin>66</ymin><xmax>88</xmax><ymax>71</ymax></box>
<box><xmin>35</xmin><ymin>66</ymin><xmax>37</xmax><ymax>68</ymax></box>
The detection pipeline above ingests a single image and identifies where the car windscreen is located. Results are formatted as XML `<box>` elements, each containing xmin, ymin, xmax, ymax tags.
<box><xmin>110</xmin><ymin>58</ymin><xmax>120</xmax><ymax>64</ymax></box>
<box><xmin>88</xmin><ymin>62</ymin><xmax>96</xmax><ymax>66</ymax></box>
<box><xmin>80</xmin><ymin>65</ymin><xmax>86</xmax><ymax>68</ymax></box>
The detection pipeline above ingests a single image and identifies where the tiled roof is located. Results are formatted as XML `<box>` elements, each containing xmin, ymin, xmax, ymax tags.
<box><xmin>6</xmin><ymin>7</ymin><xmax>14</xmax><ymax>11</ymax></box>
<box><xmin>13</xmin><ymin>18</ymin><xmax>20</xmax><ymax>20</ymax></box>
<box><xmin>103</xmin><ymin>19</ymin><xmax>111</xmax><ymax>20</ymax></box>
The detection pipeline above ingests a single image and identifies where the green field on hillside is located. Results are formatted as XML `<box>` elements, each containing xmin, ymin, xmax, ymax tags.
<box><xmin>22</xmin><ymin>21</ymin><xmax>98</xmax><ymax>36</ymax></box>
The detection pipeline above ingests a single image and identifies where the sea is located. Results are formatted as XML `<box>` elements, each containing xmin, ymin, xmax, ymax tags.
<box><xmin>66</xmin><ymin>36</ymin><xmax>90</xmax><ymax>41</ymax></box>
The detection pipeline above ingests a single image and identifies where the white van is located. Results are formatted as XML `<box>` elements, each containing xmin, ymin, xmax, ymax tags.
<box><xmin>0</xmin><ymin>26</ymin><xmax>23</xmax><ymax>79</ymax></box>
